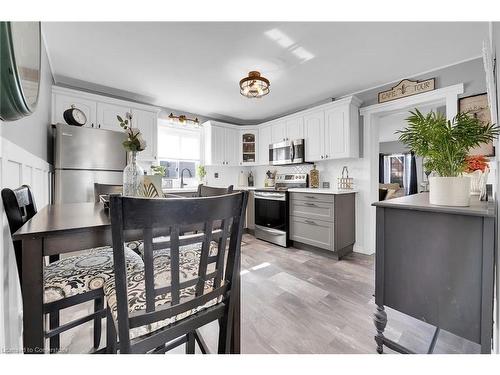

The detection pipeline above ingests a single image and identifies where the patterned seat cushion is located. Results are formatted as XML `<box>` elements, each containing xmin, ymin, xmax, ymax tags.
<box><xmin>44</xmin><ymin>246</ymin><xmax>143</xmax><ymax>304</ymax></box>
<box><xmin>104</xmin><ymin>241</ymin><xmax>221</xmax><ymax>340</ymax></box>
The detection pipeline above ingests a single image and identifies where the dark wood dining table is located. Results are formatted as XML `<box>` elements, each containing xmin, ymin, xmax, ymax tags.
<box><xmin>13</xmin><ymin>202</ymin><xmax>240</xmax><ymax>354</ymax></box>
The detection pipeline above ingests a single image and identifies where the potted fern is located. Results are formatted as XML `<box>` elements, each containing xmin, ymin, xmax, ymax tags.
<box><xmin>397</xmin><ymin>109</ymin><xmax>499</xmax><ymax>206</ymax></box>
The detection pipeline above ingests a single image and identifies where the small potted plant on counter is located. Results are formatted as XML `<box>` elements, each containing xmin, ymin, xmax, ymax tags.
<box><xmin>398</xmin><ymin>109</ymin><xmax>499</xmax><ymax>206</ymax></box>
<box><xmin>197</xmin><ymin>165</ymin><xmax>207</xmax><ymax>185</ymax></box>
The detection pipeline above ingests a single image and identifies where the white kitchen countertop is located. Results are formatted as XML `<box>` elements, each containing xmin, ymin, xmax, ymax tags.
<box><xmin>235</xmin><ymin>186</ymin><xmax>356</xmax><ymax>194</ymax></box>
<box><xmin>288</xmin><ymin>188</ymin><xmax>357</xmax><ymax>194</ymax></box>
<box><xmin>162</xmin><ymin>187</ymin><xmax>197</xmax><ymax>194</ymax></box>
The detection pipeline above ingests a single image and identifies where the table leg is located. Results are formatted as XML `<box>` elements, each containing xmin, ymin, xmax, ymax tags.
<box><xmin>374</xmin><ymin>304</ymin><xmax>387</xmax><ymax>354</ymax></box>
<box><xmin>22</xmin><ymin>237</ymin><xmax>44</xmax><ymax>354</ymax></box>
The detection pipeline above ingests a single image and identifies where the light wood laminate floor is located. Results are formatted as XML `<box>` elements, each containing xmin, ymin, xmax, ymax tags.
<box><xmin>59</xmin><ymin>234</ymin><xmax>480</xmax><ymax>354</ymax></box>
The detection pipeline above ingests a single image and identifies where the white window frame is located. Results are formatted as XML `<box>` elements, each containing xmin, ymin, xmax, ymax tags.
<box><xmin>157</xmin><ymin>120</ymin><xmax>202</xmax><ymax>187</ymax></box>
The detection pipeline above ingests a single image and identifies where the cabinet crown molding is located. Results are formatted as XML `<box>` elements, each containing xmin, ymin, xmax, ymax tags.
<box><xmin>52</xmin><ymin>85</ymin><xmax>160</xmax><ymax>113</ymax></box>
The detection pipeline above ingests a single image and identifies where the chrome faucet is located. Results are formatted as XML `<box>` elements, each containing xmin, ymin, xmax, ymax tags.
<box><xmin>180</xmin><ymin>168</ymin><xmax>193</xmax><ymax>188</ymax></box>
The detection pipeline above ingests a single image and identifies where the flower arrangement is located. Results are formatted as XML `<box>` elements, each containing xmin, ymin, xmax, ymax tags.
<box><xmin>117</xmin><ymin>112</ymin><xmax>146</xmax><ymax>152</ymax></box>
<box><xmin>465</xmin><ymin>155</ymin><xmax>489</xmax><ymax>173</ymax></box>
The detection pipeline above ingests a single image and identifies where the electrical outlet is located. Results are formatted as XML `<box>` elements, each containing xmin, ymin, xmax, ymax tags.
<box><xmin>322</xmin><ymin>181</ymin><xmax>330</xmax><ymax>188</ymax></box>
<box><xmin>214</xmin><ymin>172</ymin><xmax>219</xmax><ymax>179</ymax></box>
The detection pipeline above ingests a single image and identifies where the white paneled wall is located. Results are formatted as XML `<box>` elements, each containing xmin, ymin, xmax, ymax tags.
<box><xmin>0</xmin><ymin>137</ymin><xmax>51</xmax><ymax>352</ymax></box>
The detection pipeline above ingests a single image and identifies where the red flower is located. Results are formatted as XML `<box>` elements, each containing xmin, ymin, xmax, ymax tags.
<box><xmin>465</xmin><ymin>155</ymin><xmax>489</xmax><ymax>173</ymax></box>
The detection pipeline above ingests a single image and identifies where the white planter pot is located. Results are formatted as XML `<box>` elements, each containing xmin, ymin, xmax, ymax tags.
<box><xmin>429</xmin><ymin>176</ymin><xmax>471</xmax><ymax>207</ymax></box>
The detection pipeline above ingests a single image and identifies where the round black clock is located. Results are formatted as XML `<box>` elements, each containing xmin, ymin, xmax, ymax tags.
<box><xmin>63</xmin><ymin>105</ymin><xmax>87</xmax><ymax>126</ymax></box>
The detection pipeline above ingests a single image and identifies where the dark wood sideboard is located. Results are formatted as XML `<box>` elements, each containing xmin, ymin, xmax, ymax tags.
<box><xmin>372</xmin><ymin>193</ymin><xmax>495</xmax><ymax>354</ymax></box>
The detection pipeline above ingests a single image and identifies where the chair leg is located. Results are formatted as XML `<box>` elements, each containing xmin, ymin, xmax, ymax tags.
<box><xmin>186</xmin><ymin>331</ymin><xmax>196</xmax><ymax>354</ymax></box>
<box><xmin>94</xmin><ymin>297</ymin><xmax>104</xmax><ymax>349</ymax></box>
<box><xmin>217</xmin><ymin>314</ymin><xmax>232</xmax><ymax>354</ymax></box>
<box><xmin>106</xmin><ymin>308</ymin><xmax>117</xmax><ymax>354</ymax></box>
<box><xmin>49</xmin><ymin>310</ymin><xmax>60</xmax><ymax>353</ymax></box>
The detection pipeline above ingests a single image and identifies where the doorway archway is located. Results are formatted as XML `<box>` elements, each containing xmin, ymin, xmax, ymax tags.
<box><xmin>359</xmin><ymin>84</ymin><xmax>464</xmax><ymax>254</ymax></box>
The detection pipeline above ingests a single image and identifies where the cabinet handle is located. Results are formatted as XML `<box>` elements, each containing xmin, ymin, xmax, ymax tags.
<box><xmin>304</xmin><ymin>195</ymin><xmax>317</xmax><ymax>199</ymax></box>
<box><xmin>325</xmin><ymin>154</ymin><xmax>328</xmax><ymax>158</ymax></box>
<box><xmin>98</xmin><ymin>124</ymin><xmax>101</xmax><ymax>128</ymax></box>
<box><xmin>305</xmin><ymin>219</ymin><xmax>316</xmax><ymax>225</ymax></box>
<box><xmin>304</xmin><ymin>202</ymin><xmax>316</xmax><ymax>206</ymax></box>
<box><xmin>321</xmin><ymin>155</ymin><xmax>324</xmax><ymax>159</ymax></box>
<box><xmin>91</xmin><ymin>123</ymin><xmax>94</xmax><ymax>128</ymax></box>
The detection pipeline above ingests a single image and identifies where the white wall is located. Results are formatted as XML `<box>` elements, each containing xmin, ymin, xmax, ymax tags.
<box><xmin>1</xmin><ymin>41</ymin><xmax>54</xmax><ymax>164</ymax></box>
<box><xmin>0</xmin><ymin>34</ymin><xmax>53</xmax><ymax>352</ymax></box>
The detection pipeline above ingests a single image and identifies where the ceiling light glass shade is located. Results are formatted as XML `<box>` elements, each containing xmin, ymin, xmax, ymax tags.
<box><xmin>239</xmin><ymin>71</ymin><xmax>270</xmax><ymax>98</ymax></box>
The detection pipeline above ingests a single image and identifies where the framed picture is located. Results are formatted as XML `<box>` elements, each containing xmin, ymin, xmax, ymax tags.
<box><xmin>459</xmin><ymin>93</ymin><xmax>495</xmax><ymax>157</ymax></box>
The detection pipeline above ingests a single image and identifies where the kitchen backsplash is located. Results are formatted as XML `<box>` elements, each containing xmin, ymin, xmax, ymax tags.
<box><xmin>204</xmin><ymin>159</ymin><xmax>367</xmax><ymax>190</ymax></box>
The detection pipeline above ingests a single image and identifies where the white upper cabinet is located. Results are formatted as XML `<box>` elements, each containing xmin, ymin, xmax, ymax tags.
<box><xmin>270</xmin><ymin>121</ymin><xmax>287</xmax><ymax>143</ymax></box>
<box><xmin>203</xmin><ymin>121</ymin><xmax>240</xmax><ymax>166</ymax></box>
<box><xmin>303</xmin><ymin>96</ymin><xmax>361</xmax><ymax>162</ymax></box>
<box><xmin>97</xmin><ymin>102</ymin><xmax>131</xmax><ymax>131</ymax></box>
<box><xmin>258</xmin><ymin>125</ymin><xmax>272</xmax><ymax>165</ymax></box>
<box><xmin>239</xmin><ymin>129</ymin><xmax>258</xmax><ymax>166</ymax></box>
<box><xmin>132</xmin><ymin>109</ymin><xmax>158</xmax><ymax>161</ymax></box>
<box><xmin>286</xmin><ymin>116</ymin><xmax>304</xmax><ymax>140</ymax></box>
<box><xmin>52</xmin><ymin>86</ymin><xmax>159</xmax><ymax>161</ymax></box>
<box><xmin>304</xmin><ymin>110</ymin><xmax>325</xmax><ymax>162</ymax></box>
<box><xmin>224</xmin><ymin>127</ymin><xmax>239</xmax><ymax>166</ymax></box>
<box><xmin>324</xmin><ymin>99</ymin><xmax>360</xmax><ymax>159</ymax></box>
<box><xmin>53</xmin><ymin>94</ymin><xmax>97</xmax><ymax>128</ymax></box>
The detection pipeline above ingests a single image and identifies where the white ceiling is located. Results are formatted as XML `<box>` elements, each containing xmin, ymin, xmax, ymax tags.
<box><xmin>42</xmin><ymin>22</ymin><xmax>488</xmax><ymax>124</ymax></box>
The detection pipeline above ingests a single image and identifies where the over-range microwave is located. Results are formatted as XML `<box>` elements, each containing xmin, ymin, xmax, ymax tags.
<box><xmin>269</xmin><ymin>139</ymin><xmax>305</xmax><ymax>165</ymax></box>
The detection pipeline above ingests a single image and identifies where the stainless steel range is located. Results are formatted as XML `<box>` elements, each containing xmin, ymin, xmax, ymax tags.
<box><xmin>254</xmin><ymin>173</ymin><xmax>308</xmax><ymax>247</ymax></box>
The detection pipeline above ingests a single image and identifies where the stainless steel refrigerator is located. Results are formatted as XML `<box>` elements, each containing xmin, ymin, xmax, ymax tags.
<box><xmin>54</xmin><ymin>123</ymin><xmax>126</xmax><ymax>203</ymax></box>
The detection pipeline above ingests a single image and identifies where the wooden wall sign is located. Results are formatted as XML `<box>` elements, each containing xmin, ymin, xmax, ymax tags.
<box><xmin>378</xmin><ymin>78</ymin><xmax>435</xmax><ymax>103</ymax></box>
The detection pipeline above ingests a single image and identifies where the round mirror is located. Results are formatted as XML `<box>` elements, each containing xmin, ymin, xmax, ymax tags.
<box><xmin>0</xmin><ymin>21</ymin><xmax>41</xmax><ymax>121</ymax></box>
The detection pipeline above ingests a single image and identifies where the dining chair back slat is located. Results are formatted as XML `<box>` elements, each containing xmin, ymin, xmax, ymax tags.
<box><xmin>196</xmin><ymin>184</ymin><xmax>234</xmax><ymax>197</ymax></box>
<box><xmin>195</xmin><ymin>220</ymin><xmax>214</xmax><ymax>297</ymax></box>
<box><xmin>169</xmin><ymin>226</ymin><xmax>181</xmax><ymax>305</ymax></box>
<box><xmin>109</xmin><ymin>192</ymin><xmax>248</xmax><ymax>353</ymax></box>
<box><xmin>94</xmin><ymin>183</ymin><xmax>122</xmax><ymax>203</ymax></box>
<box><xmin>142</xmin><ymin>227</ymin><xmax>155</xmax><ymax>313</ymax></box>
<box><xmin>1</xmin><ymin>185</ymin><xmax>37</xmax><ymax>283</ymax></box>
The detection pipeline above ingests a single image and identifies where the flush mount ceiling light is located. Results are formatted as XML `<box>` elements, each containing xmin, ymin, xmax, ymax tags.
<box><xmin>239</xmin><ymin>71</ymin><xmax>270</xmax><ymax>99</ymax></box>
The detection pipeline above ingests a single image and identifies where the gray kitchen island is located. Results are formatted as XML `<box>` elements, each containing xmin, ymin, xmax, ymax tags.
<box><xmin>372</xmin><ymin>193</ymin><xmax>495</xmax><ymax>354</ymax></box>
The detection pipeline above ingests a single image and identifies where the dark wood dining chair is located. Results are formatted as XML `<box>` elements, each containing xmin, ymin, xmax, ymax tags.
<box><xmin>195</xmin><ymin>184</ymin><xmax>234</xmax><ymax>197</ymax></box>
<box><xmin>106</xmin><ymin>191</ymin><xmax>248</xmax><ymax>353</ymax></box>
<box><xmin>1</xmin><ymin>185</ymin><xmax>142</xmax><ymax>353</ymax></box>
<box><xmin>94</xmin><ymin>183</ymin><xmax>123</xmax><ymax>202</ymax></box>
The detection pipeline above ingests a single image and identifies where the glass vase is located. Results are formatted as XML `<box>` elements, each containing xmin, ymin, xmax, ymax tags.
<box><xmin>123</xmin><ymin>151</ymin><xmax>144</xmax><ymax>197</ymax></box>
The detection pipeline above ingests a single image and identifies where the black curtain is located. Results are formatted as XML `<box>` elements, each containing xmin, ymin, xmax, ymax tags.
<box><xmin>379</xmin><ymin>153</ymin><xmax>384</xmax><ymax>183</ymax></box>
<box><xmin>409</xmin><ymin>152</ymin><xmax>418</xmax><ymax>195</ymax></box>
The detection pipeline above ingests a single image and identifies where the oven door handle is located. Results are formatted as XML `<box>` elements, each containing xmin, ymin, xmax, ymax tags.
<box><xmin>255</xmin><ymin>225</ymin><xmax>285</xmax><ymax>236</ymax></box>
<box><xmin>290</xmin><ymin>143</ymin><xmax>295</xmax><ymax>162</ymax></box>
